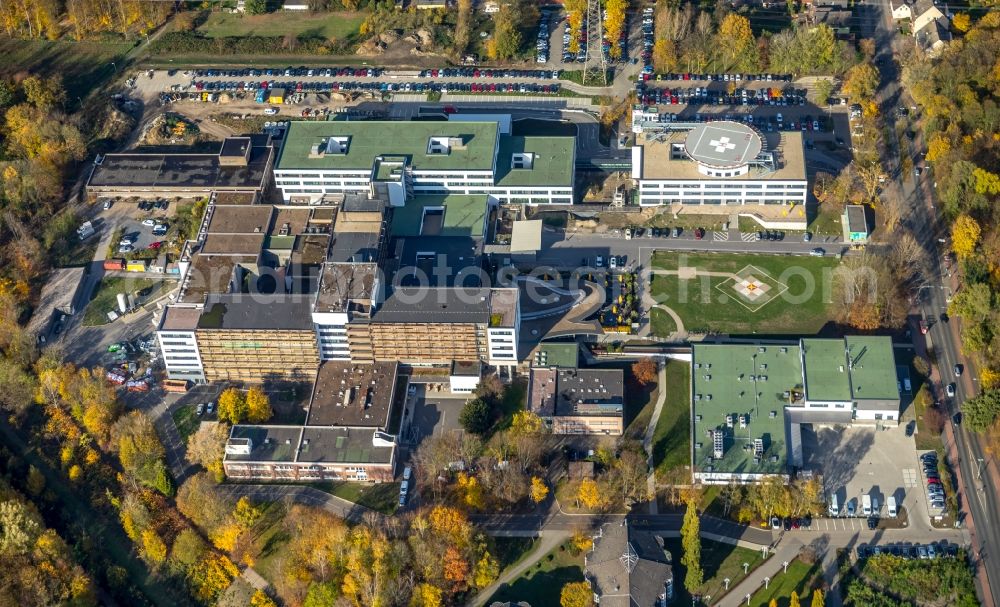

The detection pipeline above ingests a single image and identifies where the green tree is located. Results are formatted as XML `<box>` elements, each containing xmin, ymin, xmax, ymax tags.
<box><xmin>948</xmin><ymin>281</ymin><xmax>993</xmax><ymax>322</ymax></box>
<box><xmin>814</xmin><ymin>79</ymin><xmax>834</xmax><ymax>106</ymax></box>
<box><xmin>459</xmin><ymin>398</ymin><xmax>491</xmax><ymax>434</ymax></box>
<box><xmin>963</xmin><ymin>390</ymin><xmax>1000</xmax><ymax>432</ymax></box>
<box><xmin>244</xmin><ymin>0</ymin><xmax>267</xmax><ymax>15</ymax></box>
<box><xmin>493</xmin><ymin>4</ymin><xmax>523</xmax><ymax>60</ymax></box>
<box><xmin>303</xmin><ymin>582</ymin><xmax>341</xmax><ymax>607</ymax></box>
<box><xmin>681</xmin><ymin>499</ymin><xmax>703</xmax><ymax>590</ymax></box>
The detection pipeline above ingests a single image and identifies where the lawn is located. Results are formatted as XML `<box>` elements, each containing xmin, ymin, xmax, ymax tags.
<box><xmin>486</xmin><ymin>540</ymin><xmax>585</xmax><ymax>606</ymax></box>
<box><xmin>493</xmin><ymin>537</ymin><xmax>538</xmax><ymax>571</ymax></box>
<box><xmin>196</xmin><ymin>11</ymin><xmax>365</xmax><ymax>40</ymax></box>
<box><xmin>312</xmin><ymin>481</ymin><xmax>400</xmax><ymax>515</ymax></box>
<box><xmin>649</xmin><ymin>251</ymin><xmax>841</xmax><ymax>335</ymax></box>
<box><xmin>652</xmin><ymin>360</ymin><xmax>691</xmax><ymax>482</ymax></box>
<box><xmin>664</xmin><ymin>538</ymin><xmax>769</xmax><ymax>603</ymax></box>
<box><xmin>82</xmin><ymin>277</ymin><xmax>167</xmax><ymax>326</ymax></box>
<box><xmin>0</xmin><ymin>38</ymin><xmax>132</xmax><ymax>103</ymax></box>
<box><xmin>650</xmin><ymin>306</ymin><xmax>677</xmax><ymax>337</ymax></box>
<box><xmin>748</xmin><ymin>559</ymin><xmax>821</xmax><ymax>607</ymax></box>
<box><xmin>808</xmin><ymin>206</ymin><xmax>844</xmax><ymax>237</ymax></box>
<box><xmin>171</xmin><ymin>404</ymin><xmax>201</xmax><ymax>442</ymax></box>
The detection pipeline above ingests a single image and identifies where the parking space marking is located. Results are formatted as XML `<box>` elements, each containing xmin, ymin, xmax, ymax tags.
<box><xmin>740</xmin><ymin>231</ymin><xmax>757</xmax><ymax>242</ymax></box>
<box><xmin>713</xmin><ymin>230</ymin><xmax>729</xmax><ymax>241</ymax></box>
<box><xmin>902</xmin><ymin>468</ymin><xmax>918</xmax><ymax>488</ymax></box>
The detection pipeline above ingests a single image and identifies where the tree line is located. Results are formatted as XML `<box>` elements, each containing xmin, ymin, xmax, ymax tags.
<box><xmin>0</xmin><ymin>0</ymin><xmax>170</xmax><ymax>40</ymax></box>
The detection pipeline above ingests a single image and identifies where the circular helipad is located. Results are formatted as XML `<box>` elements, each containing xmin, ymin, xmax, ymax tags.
<box><xmin>683</xmin><ymin>121</ymin><xmax>763</xmax><ymax>170</ymax></box>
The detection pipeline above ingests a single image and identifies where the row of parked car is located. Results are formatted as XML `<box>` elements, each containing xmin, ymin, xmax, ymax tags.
<box><xmin>857</xmin><ymin>542</ymin><xmax>958</xmax><ymax>560</ymax></box>
<box><xmin>637</xmin><ymin>84</ymin><xmax>810</xmax><ymax>107</ymax></box>
<box><xmin>417</xmin><ymin>68</ymin><xmax>560</xmax><ymax>79</ymax></box>
<box><xmin>922</xmin><ymin>451</ymin><xmax>946</xmax><ymax>511</ymax></box>
<box><xmin>645</xmin><ymin>111</ymin><xmax>827</xmax><ymax>134</ymax></box>
<box><xmin>191</xmin><ymin>79</ymin><xmax>563</xmax><ymax>96</ymax></box>
<box><xmin>648</xmin><ymin>72</ymin><xmax>795</xmax><ymax>83</ymax></box>
<box><xmin>190</xmin><ymin>67</ymin><xmax>384</xmax><ymax>78</ymax></box>
<box><xmin>536</xmin><ymin>9</ymin><xmax>554</xmax><ymax>63</ymax></box>
<box><xmin>639</xmin><ymin>7</ymin><xmax>654</xmax><ymax>74</ymax></box>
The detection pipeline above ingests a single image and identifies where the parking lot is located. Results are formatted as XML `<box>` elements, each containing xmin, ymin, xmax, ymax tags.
<box><xmin>803</xmin><ymin>424</ymin><xmax>933</xmax><ymax>529</ymax></box>
<box><xmin>403</xmin><ymin>384</ymin><xmax>469</xmax><ymax>445</ymax></box>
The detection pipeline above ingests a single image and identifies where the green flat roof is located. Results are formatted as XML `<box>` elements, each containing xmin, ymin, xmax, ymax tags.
<box><xmin>801</xmin><ymin>338</ymin><xmax>852</xmax><ymax>401</ymax></box>
<box><xmin>846</xmin><ymin>336</ymin><xmax>899</xmax><ymax>400</ymax></box>
<box><xmin>533</xmin><ymin>343</ymin><xmax>580</xmax><ymax>368</ymax></box>
<box><xmin>390</xmin><ymin>195</ymin><xmax>487</xmax><ymax>238</ymax></box>
<box><xmin>276</xmin><ymin>121</ymin><xmax>499</xmax><ymax>172</ymax></box>
<box><xmin>692</xmin><ymin>344</ymin><xmax>801</xmax><ymax>476</ymax></box>
<box><xmin>494</xmin><ymin>135</ymin><xmax>575</xmax><ymax>188</ymax></box>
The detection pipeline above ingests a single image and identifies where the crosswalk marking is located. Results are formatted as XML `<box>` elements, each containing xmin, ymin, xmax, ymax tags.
<box><xmin>741</xmin><ymin>231</ymin><xmax>758</xmax><ymax>242</ymax></box>
<box><xmin>713</xmin><ymin>230</ymin><xmax>729</xmax><ymax>241</ymax></box>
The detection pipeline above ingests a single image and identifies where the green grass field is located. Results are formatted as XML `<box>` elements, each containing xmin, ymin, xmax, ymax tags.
<box><xmin>312</xmin><ymin>481</ymin><xmax>400</xmax><ymax>515</ymax></box>
<box><xmin>665</xmin><ymin>537</ymin><xmax>769</xmax><ymax>603</ymax></box>
<box><xmin>486</xmin><ymin>540</ymin><xmax>584</xmax><ymax>606</ymax></box>
<box><xmin>748</xmin><ymin>559</ymin><xmax>821</xmax><ymax>607</ymax></box>
<box><xmin>83</xmin><ymin>277</ymin><xmax>165</xmax><ymax>326</ymax></box>
<box><xmin>650</xmin><ymin>251</ymin><xmax>841</xmax><ymax>334</ymax></box>
<box><xmin>652</xmin><ymin>360</ymin><xmax>691</xmax><ymax>482</ymax></box>
<box><xmin>171</xmin><ymin>404</ymin><xmax>201</xmax><ymax>442</ymax></box>
<box><xmin>0</xmin><ymin>38</ymin><xmax>132</xmax><ymax>103</ymax></box>
<box><xmin>196</xmin><ymin>11</ymin><xmax>365</xmax><ymax>40</ymax></box>
<box><xmin>650</xmin><ymin>306</ymin><xmax>677</xmax><ymax>337</ymax></box>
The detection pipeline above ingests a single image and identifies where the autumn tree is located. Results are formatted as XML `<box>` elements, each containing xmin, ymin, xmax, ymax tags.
<box><xmin>250</xmin><ymin>590</ymin><xmax>277</xmax><ymax>607</ymax></box>
<box><xmin>561</xmin><ymin>581</ymin><xmax>594</xmax><ymax>607</ymax></box>
<box><xmin>113</xmin><ymin>411</ymin><xmax>173</xmax><ymax>495</ymax></box>
<box><xmin>493</xmin><ymin>3</ymin><xmax>523</xmax><ymax>60</ymax></box>
<box><xmin>570</xmin><ymin>529</ymin><xmax>593</xmax><ymax>553</ymax></box>
<box><xmin>411</xmin><ymin>583</ymin><xmax>444</xmax><ymax>607</ymax></box>
<box><xmin>790</xmin><ymin>591</ymin><xmax>802</xmax><ymax>607</ymax></box>
<box><xmin>473</xmin><ymin>552</ymin><xmax>499</xmax><ymax>589</ymax></box>
<box><xmin>926</xmin><ymin>134</ymin><xmax>951</xmax><ymax>162</ymax></box>
<box><xmin>653</xmin><ymin>38</ymin><xmax>678</xmax><ymax>73</ymax></box>
<box><xmin>245</xmin><ymin>387</ymin><xmax>272</xmax><ymax>423</ymax></box>
<box><xmin>952</xmin><ymin>12</ymin><xmax>970</xmax><ymax>32</ymax></box>
<box><xmin>530</xmin><ymin>476</ymin><xmax>549</xmax><ymax>503</ymax></box>
<box><xmin>603</xmin><ymin>0</ymin><xmax>628</xmax><ymax>59</ymax></box>
<box><xmin>811</xmin><ymin>588</ymin><xmax>825</xmax><ymax>607</ymax></box>
<box><xmin>454</xmin><ymin>0</ymin><xmax>473</xmax><ymax>56</ymax></box>
<box><xmin>632</xmin><ymin>358</ymin><xmax>657</xmax><ymax>385</ymax></box>
<box><xmin>186</xmin><ymin>421</ymin><xmax>230</xmax><ymax>482</ymax></box>
<box><xmin>141</xmin><ymin>529</ymin><xmax>168</xmax><ymax>568</ymax></box>
<box><xmin>717</xmin><ymin>14</ymin><xmax>757</xmax><ymax>71</ymax></box>
<box><xmin>951</xmin><ymin>214</ymin><xmax>981</xmax><ymax>260</ymax></box>
<box><xmin>769</xmin><ymin>600</ymin><xmax>779</xmax><ymax>607</ymax></box>
<box><xmin>217</xmin><ymin>388</ymin><xmax>248</xmax><ymax>424</ymax></box>
<box><xmin>577</xmin><ymin>478</ymin><xmax>603</xmax><ymax>510</ymax></box>
<box><xmin>842</xmin><ymin>63</ymin><xmax>880</xmax><ymax>102</ymax></box>
<box><xmin>681</xmin><ymin>500</ymin><xmax>703</xmax><ymax>590</ymax></box>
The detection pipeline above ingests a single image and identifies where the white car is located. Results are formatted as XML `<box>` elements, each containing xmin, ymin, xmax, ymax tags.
<box><xmin>196</xmin><ymin>403</ymin><xmax>205</xmax><ymax>416</ymax></box>
<box><xmin>263</xmin><ymin>107</ymin><xmax>279</xmax><ymax>116</ymax></box>
<box><xmin>142</xmin><ymin>219</ymin><xmax>156</xmax><ymax>227</ymax></box>
<box><xmin>400</xmin><ymin>480</ymin><xmax>409</xmax><ymax>496</ymax></box>
<box><xmin>119</xmin><ymin>237</ymin><xmax>134</xmax><ymax>246</ymax></box>
<box><xmin>206</xmin><ymin>401</ymin><xmax>215</xmax><ymax>415</ymax></box>
<box><xmin>595</xmin><ymin>256</ymin><xmax>604</xmax><ymax>268</ymax></box>
<box><xmin>609</xmin><ymin>256</ymin><xmax>618</xmax><ymax>269</ymax></box>
<box><xmin>103</xmin><ymin>200</ymin><xmax>112</xmax><ymax>210</ymax></box>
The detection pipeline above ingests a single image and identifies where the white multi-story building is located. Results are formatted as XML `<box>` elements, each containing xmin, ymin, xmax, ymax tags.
<box><xmin>630</xmin><ymin>118</ymin><xmax>808</xmax><ymax>207</ymax></box>
<box><xmin>273</xmin><ymin>120</ymin><xmax>575</xmax><ymax>206</ymax></box>
<box><xmin>156</xmin><ymin>307</ymin><xmax>206</xmax><ymax>383</ymax></box>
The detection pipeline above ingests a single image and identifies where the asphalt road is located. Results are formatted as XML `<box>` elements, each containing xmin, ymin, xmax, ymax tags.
<box><xmin>863</xmin><ymin>0</ymin><xmax>998</xmax><ymax>602</ymax></box>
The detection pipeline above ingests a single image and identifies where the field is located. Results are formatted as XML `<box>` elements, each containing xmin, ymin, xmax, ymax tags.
<box><xmin>748</xmin><ymin>559</ymin><xmax>821</xmax><ymax>607</ymax></box>
<box><xmin>0</xmin><ymin>38</ymin><xmax>132</xmax><ymax>103</ymax></box>
<box><xmin>195</xmin><ymin>11</ymin><xmax>366</xmax><ymax>40</ymax></box>
<box><xmin>650</xmin><ymin>306</ymin><xmax>677</xmax><ymax>337</ymax></box>
<box><xmin>664</xmin><ymin>537</ymin><xmax>769</xmax><ymax>603</ymax></box>
<box><xmin>652</xmin><ymin>360</ymin><xmax>691</xmax><ymax>482</ymax></box>
<box><xmin>312</xmin><ymin>481</ymin><xmax>400</xmax><ymax>515</ymax></box>
<box><xmin>650</xmin><ymin>251</ymin><xmax>841</xmax><ymax>335</ymax></box>
<box><xmin>486</xmin><ymin>540</ymin><xmax>584</xmax><ymax>606</ymax></box>
<box><xmin>83</xmin><ymin>277</ymin><xmax>166</xmax><ymax>326</ymax></box>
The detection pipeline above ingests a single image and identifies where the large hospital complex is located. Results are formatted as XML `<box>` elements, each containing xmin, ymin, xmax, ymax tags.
<box><xmin>84</xmin><ymin>111</ymin><xmax>895</xmax><ymax>485</ymax></box>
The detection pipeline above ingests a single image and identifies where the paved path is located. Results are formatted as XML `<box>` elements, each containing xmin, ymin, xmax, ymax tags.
<box><xmin>218</xmin><ymin>483</ymin><xmax>381</xmax><ymax>524</ymax></box>
<box><xmin>467</xmin><ymin>531</ymin><xmax>570</xmax><ymax>607</ymax></box>
<box><xmin>643</xmin><ymin>363</ymin><xmax>669</xmax><ymax>514</ymax></box>
<box><xmin>717</xmin><ymin>541</ymin><xmax>800</xmax><ymax>607</ymax></box>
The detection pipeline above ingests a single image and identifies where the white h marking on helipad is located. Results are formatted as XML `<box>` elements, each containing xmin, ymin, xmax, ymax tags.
<box><xmin>710</xmin><ymin>136</ymin><xmax>737</xmax><ymax>153</ymax></box>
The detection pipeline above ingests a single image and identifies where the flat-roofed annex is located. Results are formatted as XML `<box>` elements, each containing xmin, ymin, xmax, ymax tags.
<box><xmin>276</xmin><ymin>121</ymin><xmax>500</xmax><ymax>172</ymax></box>
<box><xmin>306</xmin><ymin>360</ymin><xmax>399</xmax><ymax>428</ymax></box>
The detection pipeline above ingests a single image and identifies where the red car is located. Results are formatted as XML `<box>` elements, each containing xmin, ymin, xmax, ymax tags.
<box><xmin>694</xmin><ymin>228</ymin><xmax>705</xmax><ymax>240</ymax></box>
<box><xmin>149</xmin><ymin>241</ymin><xmax>163</xmax><ymax>249</ymax></box>
<box><xmin>443</xmin><ymin>105</ymin><xmax>457</xmax><ymax>114</ymax></box>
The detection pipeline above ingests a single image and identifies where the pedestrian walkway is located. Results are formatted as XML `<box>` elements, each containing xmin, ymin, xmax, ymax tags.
<box><xmin>467</xmin><ymin>531</ymin><xmax>569</xmax><ymax>607</ymax></box>
<box><xmin>715</xmin><ymin>542</ymin><xmax>801</xmax><ymax>607</ymax></box>
<box><xmin>643</xmin><ymin>363</ymin><xmax>669</xmax><ymax>514</ymax></box>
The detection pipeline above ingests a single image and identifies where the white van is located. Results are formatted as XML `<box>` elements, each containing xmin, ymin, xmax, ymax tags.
<box><xmin>862</xmin><ymin>494</ymin><xmax>872</xmax><ymax>516</ymax></box>
<box><xmin>887</xmin><ymin>496</ymin><xmax>898</xmax><ymax>517</ymax></box>
<box><xmin>828</xmin><ymin>494</ymin><xmax>839</xmax><ymax>517</ymax></box>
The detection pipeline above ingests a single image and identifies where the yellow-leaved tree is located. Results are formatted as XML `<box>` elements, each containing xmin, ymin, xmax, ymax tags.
<box><xmin>530</xmin><ymin>476</ymin><xmax>550</xmax><ymax>503</ymax></box>
<box><xmin>951</xmin><ymin>214</ymin><xmax>981</xmax><ymax>260</ymax></box>
<box><xmin>245</xmin><ymin>386</ymin><xmax>272</xmax><ymax>423</ymax></box>
<box><xmin>577</xmin><ymin>478</ymin><xmax>602</xmax><ymax>510</ymax></box>
<box><xmin>560</xmin><ymin>581</ymin><xmax>594</xmax><ymax>607</ymax></box>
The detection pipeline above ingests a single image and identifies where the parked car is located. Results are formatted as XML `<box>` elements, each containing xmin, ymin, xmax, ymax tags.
<box><xmin>694</xmin><ymin>228</ymin><xmax>705</xmax><ymax>240</ymax></box>
<box><xmin>196</xmin><ymin>403</ymin><xmax>205</xmax><ymax>416</ymax></box>
<box><xmin>954</xmin><ymin>364</ymin><xmax>963</xmax><ymax>377</ymax></box>
<box><xmin>946</xmin><ymin>383</ymin><xmax>956</xmax><ymax>398</ymax></box>
<box><xmin>103</xmin><ymin>200</ymin><xmax>112</xmax><ymax>210</ymax></box>
<box><xmin>142</xmin><ymin>219</ymin><xmax>156</xmax><ymax>227</ymax></box>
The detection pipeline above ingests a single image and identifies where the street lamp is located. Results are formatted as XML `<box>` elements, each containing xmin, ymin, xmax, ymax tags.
<box><xmin>724</xmin><ymin>578</ymin><xmax>731</xmax><ymax>591</ymax></box>
<box><xmin>764</xmin><ymin>577</ymin><xmax>770</xmax><ymax>590</ymax></box>
<box><xmin>110</xmin><ymin>62</ymin><xmax>117</xmax><ymax>72</ymax></box>
<box><xmin>743</xmin><ymin>562</ymin><xmax>749</xmax><ymax>575</ymax></box>
<box><xmin>783</xmin><ymin>560</ymin><xmax>789</xmax><ymax>573</ymax></box>
<box><xmin>746</xmin><ymin>594</ymin><xmax>752</xmax><ymax>605</ymax></box>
